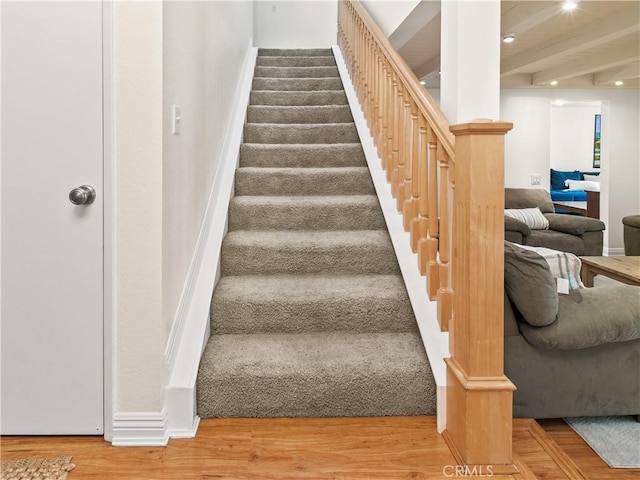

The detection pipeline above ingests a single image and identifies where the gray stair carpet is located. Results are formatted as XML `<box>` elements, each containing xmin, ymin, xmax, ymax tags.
<box><xmin>197</xmin><ymin>48</ymin><xmax>436</xmax><ymax>419</ymax></box>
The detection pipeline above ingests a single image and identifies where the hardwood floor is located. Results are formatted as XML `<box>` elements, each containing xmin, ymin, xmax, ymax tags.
<box><xmin>1</xmin><ymin>417</ymin><xmax>638</xmax><ymax>479</ymax></box>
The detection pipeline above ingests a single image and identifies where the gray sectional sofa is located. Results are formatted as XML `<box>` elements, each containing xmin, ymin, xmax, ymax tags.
<box><xmin>503</xmin><ymin>241</ymin><xmax>640</xmax><ymax>418</ymax></box>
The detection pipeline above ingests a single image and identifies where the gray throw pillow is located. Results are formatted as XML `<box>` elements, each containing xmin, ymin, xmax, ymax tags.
<box><xmin>504</xmin><ymin>241</ymin><xmax>559</xmax><ymax>326</ymax></box>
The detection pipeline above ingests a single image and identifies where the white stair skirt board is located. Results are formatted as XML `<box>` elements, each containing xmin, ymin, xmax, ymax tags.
<box><xmin>333</xmin><ymin>46</ymin><xmax>450</xmax><ymax>433</ymax></box>
<box><xmin>111</xmin><ymin>43</ymin><xmax>258</xmax><ymax>447</ymax></box>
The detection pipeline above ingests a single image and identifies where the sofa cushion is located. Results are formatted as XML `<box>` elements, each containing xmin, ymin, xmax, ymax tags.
<box><xmin>518</xmin><ymin>286</ymin><xmax>640</xmax><ymax>350</ymax></box>
<box><xmin>505</xmin><ymin>207</ymin><xmax>549</xmax><ymax>230</ymax></box>
<box><xmin>525</xmin><ymin>230</ymin><xmax>585</xmax><ymax>256</ymax></box>
<box><xmin>550</xmin><ymin>169</ymin><xmax>581</xmax><ymax>191</ymax></box>
<box><xmin>565</xmin><ymin>179</ymin><xmax>600</xmax><ymax>192</ymax></box>
<box><xmin>504</xmin><ymin>241</ymin><xmax>558</xmax><ymax>327</ymax></box>
<box><xmin>545</xmin><ymin>214</ymin><xmax>606</xmax><ymax>235</ymax></box>
<box><xmin>505</xmin><ymin>188</ymin><xmax>555</xmax><ymax>214</ymax></box>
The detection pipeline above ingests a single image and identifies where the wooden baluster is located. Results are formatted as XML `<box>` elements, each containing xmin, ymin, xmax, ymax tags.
<box><xmin>403</xmin><ymin>102</ymin><xmax>419</xmax><ymax>231</ymax></box>
<box><xmin>390</xmin><ymin>82</ymin><xmax>403</xmax><ymax>197</ymax></box>
<box><xmin>377</xmin><ymin>54</ymin><xmax>385</xmax><ymax>159</ymax></box>
<box><xmin>437</xmin><ymin>145</ymin><xmax>452</xmax><ymax>332</ymax></box>
<box><xmin>396</xmin><ymin>96</ymin><xmax>411</xmax><ymax>212</ymax></box>
<box><xmin>426</xmin><ymin>135</ymin><xmax>440</xmax><ymax>300</ymax></box>
<box><xmin>383</xmin><ymin>64</ymin><xmax>393</xmax><ymax>172</ymax></box>
<box><xmin>387</xmin><ymin>76</ymin><xmax>398</xmax><ymax>183</ymax></box>
<box><xmin>411</xmin><ymin>114</ymin><xmax>428</xmax><ymax>255</ymax></box>
<box><xmin>417</xmin><ymin>123</ymin><xmax>433</xmax><ymax>274</ymax></box>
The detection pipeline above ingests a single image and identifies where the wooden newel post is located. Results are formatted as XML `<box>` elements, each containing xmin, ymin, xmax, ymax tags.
<box><xmin>444</xmin><ymin>119</ymin><xmax>516</xmax><ymax>471</ymax></box>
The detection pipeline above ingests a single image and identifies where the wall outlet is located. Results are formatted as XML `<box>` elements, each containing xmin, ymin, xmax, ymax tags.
<box><xmin>531</xmin><ymin>174</ymin><xmax>542</xmax><ymax>186</ymax></box>
<box><xmin>172</xmin><ymin>105</ymin><xmax>181</xmax><ymax>135</ymax></box>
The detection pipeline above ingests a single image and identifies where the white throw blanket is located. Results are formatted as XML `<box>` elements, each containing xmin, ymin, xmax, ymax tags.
<box><xmin>517</xmin><ymin>244</ymin><xmax>585</xmax><ymax>290</ymax></box>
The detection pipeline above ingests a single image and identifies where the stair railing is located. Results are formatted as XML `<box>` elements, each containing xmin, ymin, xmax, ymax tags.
<box><xmin>338</xmin><ymin>0</ymin><xmax>517</xmax><ymax>471</ymax></box>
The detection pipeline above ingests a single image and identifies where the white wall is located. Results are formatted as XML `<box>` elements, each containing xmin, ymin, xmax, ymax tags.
<box><xmin>550</xmin><ymin>104</ymin><xmax>601</xmax><ymax>172</ymax></box>
<box><xmin>500</xmin><ymin>92</ymin><xmax>552</xmax><ymax>190</ymax></box>
<box><xmin>113</xmin><ymin>2</ymin><xmax>165</xmax><ymax>413</ymax></box>
<box><xmin>162</xmin><ymin>1</ymin><xmax>254</xmax><ymax>344</ymax></box>
<box><xmin>113</xmin><ymin>0</ymin><xmax>254</xmax><ymax>416</ymax></box>
<box><xmin>500</xmin><ymin>89</ymin><xmax>639</xmax><ymax>252</ymax></box>
<box><xmin>253</xmin><ymin>1</ymin><xmax>336</xmax><ymax>48</ymax></box>
<box><xmin>360</xmin><ymin>0</ymin><xmax>420</xmax><ymax>37</ymax></box>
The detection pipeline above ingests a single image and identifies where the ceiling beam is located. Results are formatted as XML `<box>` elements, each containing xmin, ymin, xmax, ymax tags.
<box><xmin>415</xmin><ymin>55</ymin><xmax>440</xmax><ymax>80</ymax></box>
<box><xmin>389</xmin><ymin>2</ymin><xmax>441</xmax><ymax>51</ymax></box>
<box><xmin>593</xmin><ymin>62</ymin><xmax>640</xmax><ymax>86</ymax></box>
<box><xmin>501</xmin><ymin>2</ymin><xmax>560</xmax><ymax>35</ymax></box>
<box><xmin>501</xmin><ymin>3</ymin><xmax>640</xmax><ymax>77</ymax></box>
<box><xmin>532</xmin><ymin>44</ymin><xmax>640</xmax><ymax>85</ymax></box>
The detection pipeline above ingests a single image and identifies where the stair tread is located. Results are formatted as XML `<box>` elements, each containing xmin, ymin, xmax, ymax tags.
<box><xmin>211</xmin><ymin>274</ymin><xmax>417</xmax><ymax>334</ymax></box>
<box><xmin>223</xmin><ymin>229</ymin><xmax>391</xmax><ymax>246</ymax></box>
<box><xmin>200</xmin><ymin>332</ymin><xmax>429</xmax><ymax>374</ymax></box>
<box><xmin>239</xmin><ymin>143</ymin><xmax>366</xmax><ymax>168</ymax></box>
<box><xmin>214</xmin><ymin>274</ymin><xmax>409</xmax><ymax>300</ymax></box>
<box><xmin>231</xmin><ymin>194</ymin><xmax>379</xmax><ymax>205</ymax></box>
<box><xmin>258</xmin><ymin>48</ymin><xmax>333</xmax><ymax>56</ymax></box>
<box><xmin>197</xmin><ymin>331</ymin><xmax>435</xmax><ymax>418</ymax></box>
<box><xmin>235</xmin><ymin>167</ymin><xmax>374</xmax><ymax>196</ymax></box>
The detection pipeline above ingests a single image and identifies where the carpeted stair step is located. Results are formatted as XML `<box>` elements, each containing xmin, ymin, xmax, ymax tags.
<box><xmin>228</xmin><ymin>195</ymin><xmax>385</xmax><ymax>231</ymax></box>
<box><xmin>235</xmin><ymin>167</ymin><xmax>374</xmax><ymax>196</ymax></box>
<box><xmin>244</xmin><ymin>123</ymin><xmax>359</xmax><ymax>144</ymax></box>
<box><xmin>258</xmin><ymin>48</ymin><xmax>333</xmax><ymax>57</ymax></box>
<box><xmin>247</xmin><ymin>105</ymin><xmax>353</xmax><ymax>124</ymax></box>
<box><xmin>253</xmin><ymin>77</ymin><xmax>343</xmax><ymax>91</ymax></box>
<box><xmin>250</xmin><ymin>90</ymin><xmax>348</xmax><ymax>106</ymax></box>
<box><xmin>257</xmin><ymin>56</ymin><xmax>336</xmax><ymax>67</ymax></box>
<box><xmin>239</xmin><ymin>144</ymin><xmax>366</xmax><ymax>168</ymax></box>
<box><xmin>220</xmin><ymin>230</ymin><xmax>400</xmax><ymax>276</ymax></box>
<box><xmin>254</xmin><ymin>66</ymin><xmax>339</xmax><ymax>78</ymax></box>
<box><xmin>196</xmin><ymin>332</ymin><xmax>436</xmax><ymax>418</ymax></box>
<box><xmin>210</xmin><ymin>274</ymin><xmax>417</xmax><ymax>335</ymax></box>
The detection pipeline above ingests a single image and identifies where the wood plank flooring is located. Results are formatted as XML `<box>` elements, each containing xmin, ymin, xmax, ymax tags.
<box><xmin>1</xmin><ymin>417</ymin><xmax>638</xmax><ymax>479</ymax></box>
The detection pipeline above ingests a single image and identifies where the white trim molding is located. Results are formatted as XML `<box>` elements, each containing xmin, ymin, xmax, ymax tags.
<box><xmin>161</xmin><ymin>43</ymin><xmax>258</xmax><ymax>441</ymax></box>
<box><xmin>112</xmin><ymin>410</ymin><xmax>169</xmax><ymax>447</ymax></box>
<box><xmin>333</xmin><ymin>45</ymin><xmax>450</xmax><ymax>433</ymax></box>
<box><xmin>605</xmin><ymin>247</ymin><xmax>625</xmax><ymax>256</ymax></box>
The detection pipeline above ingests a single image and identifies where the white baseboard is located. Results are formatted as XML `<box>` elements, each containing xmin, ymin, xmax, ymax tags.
<box><xmin>605</xmin><ymin>247</ymin><xmax>625</xmax><ymax>256</ymax></box>
<box><xmin>333</xmin><ymin>46</ymin><xmax>450</xmax><ymax>432</ymax></box>
<box><xmin>112</xmin><ymin>410</ymin><xmax>169</xmax><ymax>447</ymax></box>
<box><xmin>111</xmin><ymin>44</ymin><xmax>257</xmax><ymax>447</ymax></box>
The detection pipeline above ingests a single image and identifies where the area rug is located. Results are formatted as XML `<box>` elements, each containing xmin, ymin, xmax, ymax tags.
<box><xmin>0</xmin><ymin>456</ymin><xmax>75</xmax><ymax>480</ymax></box>
<box><xmin>565</xmin><ymin>416</ymin><xmax>640</xmax><ymax>468</ymax></box>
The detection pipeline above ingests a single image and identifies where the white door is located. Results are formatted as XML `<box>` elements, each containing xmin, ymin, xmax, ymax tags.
<box><xmin>1</xmin><ymin>1</ymin><xmax>104</xmax><ymax>434</ymax></box>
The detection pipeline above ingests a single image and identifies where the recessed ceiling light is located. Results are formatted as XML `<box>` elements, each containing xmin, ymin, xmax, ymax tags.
<box><xmin>420</xmin><ymin>80</ymin><xmax>426</xmax><ymax>86</ymax></box>
<box><xmin>502</xmin><ymin>33</ymin><xmax>515</xmax><ymax>44</ymax></box>
<box><xmin>562</xmin><ymin>1</ymin><xmax>577</xmax><ymax>11</ymax></box>
<box><xmin>614</xmin><ymin>80</ymin><xmax>624</xmax><ymax>86</ymax></box>
<box><xmin>550</xmin><ymin>80</ymin><xmax>558</xmax><ymax>86</ymax></box>
<box><xmin>553</xmin><ymin>100</ymin><xmax>565</xmax><ymax>106</ymax></box>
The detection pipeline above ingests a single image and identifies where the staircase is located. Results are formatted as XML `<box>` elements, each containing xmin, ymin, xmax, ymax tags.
<box><xmin>196</xmin><ymin>48</ymin><xmax>436</xmax><ymax>418</ymax></box>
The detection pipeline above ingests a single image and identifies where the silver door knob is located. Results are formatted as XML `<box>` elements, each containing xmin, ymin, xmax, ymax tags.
<box><xmin>69</xmin><ymin>185</ymin><xmax>96</xmax><ymax>205</ymax></box>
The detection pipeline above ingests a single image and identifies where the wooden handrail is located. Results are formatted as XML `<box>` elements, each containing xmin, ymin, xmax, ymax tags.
<box><xmin>338</xmin><ymin>0</ymin><xmax>515</xmax><ymax>470</ymax></box>
<box><xmin>345</xmin><ymin>0</ymin><xmax>455</xmax><ymax>161</ymax></box>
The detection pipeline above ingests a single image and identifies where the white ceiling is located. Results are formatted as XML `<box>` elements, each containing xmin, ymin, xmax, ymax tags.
<box><xmin>392</xmin><ymin>0</ymin><xmax>640</xmax><ymax>89</ymax></box>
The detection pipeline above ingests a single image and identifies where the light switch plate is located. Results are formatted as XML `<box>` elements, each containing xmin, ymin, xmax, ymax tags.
<box><xmin>172</xmin><ymin>105</ymin><xmax>181</xmax><ymax>135</ymax></box>
<box><xmin>531</xmin><ymin>174</ymin><xmax>542</xmax><ymax>186</ymax></box>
